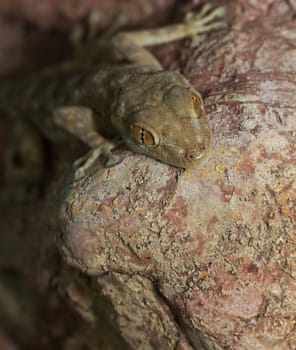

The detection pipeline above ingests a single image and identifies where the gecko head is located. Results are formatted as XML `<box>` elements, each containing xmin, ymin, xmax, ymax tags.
<box><xmin>124</xmin><ymin>82</ymin><xmax>212</xmax><ymax>168</ymax></box>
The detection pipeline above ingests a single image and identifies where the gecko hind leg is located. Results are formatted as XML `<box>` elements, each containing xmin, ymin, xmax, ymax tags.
<box><xmin>53</xmin><ymin>106</ymin><xmax>122</xmax><ymax>180</ymax></box>
<box><xmin>70</xmin><ymin>11</ymin><xmax>103</xmax><ymax>46</ymax></box>
<box><xmin>71</xmin><ymin>10</ymin><xmax>131</xmax><ymax>65</ymax></box>
<box><xmin>71</xmin><ymin>10</ymin><xmax>129</xmax><ymax>45</ymax></box>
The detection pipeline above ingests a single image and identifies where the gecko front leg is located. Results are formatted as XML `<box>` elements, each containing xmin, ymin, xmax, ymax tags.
<box><xmin>53</xmin><ymin>106</ymin><xmax>122</xmax><ymax>179</ymax></box>
<box><xmin>112</xmin><ymin>3</ymin><xmax>226</xmax><ymax>55</ymax></box>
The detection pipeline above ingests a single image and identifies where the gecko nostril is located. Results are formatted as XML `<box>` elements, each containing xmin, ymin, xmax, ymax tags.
<box><xmin>186</xmin><ymin>153</ymin><xmax>196</xmax><ymax>161</ymax></box>
<box><xmin>200</xmin><ymin>143</ymin><xmax>206</xmax><ymax>152</ymax></box>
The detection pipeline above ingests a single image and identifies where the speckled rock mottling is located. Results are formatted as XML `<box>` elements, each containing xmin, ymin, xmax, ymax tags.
<box><xmin>0</xmin><ymin>0</ymin><xmax>295</xmax><ymax>349</ymax></box>
<box><xmin>58</xmin><ymin>1</ymin><xmax>296</xmax><ymax>349</ymax></box>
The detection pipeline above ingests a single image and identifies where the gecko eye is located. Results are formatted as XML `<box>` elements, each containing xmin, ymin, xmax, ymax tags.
<box><xmin>133</xmin><ymin>125</ymin><xmax>156</xmax><ymax>145</ymax></box>
<box><xmin>191</xmin><ymin>94</ymin><xmax>202</xmax><ymax>119</ymax></box>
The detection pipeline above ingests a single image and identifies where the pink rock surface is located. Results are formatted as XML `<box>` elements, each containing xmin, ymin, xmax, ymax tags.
<box><xmin>0</xmin><ymin>0</ymin><xmax>295</xmax><ymax>349</ymax></box>
<box><xmin>58</xmin><ymin>1</ymin><xmax>296</xmax><ymax>349</ymax></box>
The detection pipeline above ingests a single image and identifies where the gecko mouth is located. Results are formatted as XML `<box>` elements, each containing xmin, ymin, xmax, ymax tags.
<box><xmin>186</xmin><ymin>152</ymin><xmax>205</xmax><ymax>161</ymax></box>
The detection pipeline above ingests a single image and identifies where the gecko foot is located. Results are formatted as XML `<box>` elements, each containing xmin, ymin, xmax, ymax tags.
<box><xmin>184</xmin><ymin>4</ymin><xmax>226</xmax><ymax>47</ymax></box>
<box><xmin>70</xmin><ymin>10</ymin><xmax>103</xmax><ymax>46</ymax></box>
<box><xmin>73</xmin><ymin>140</ymin><xmax>122</xmax><ymax>180</ymax></box>
<box><xmin>70</xmin><ymin>10</ymin><xmax>129</xmax><ymax>47</ymax></box>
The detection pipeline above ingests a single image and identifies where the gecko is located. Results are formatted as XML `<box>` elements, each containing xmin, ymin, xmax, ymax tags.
<box><xmin>0</xmin><ymin>4</ymin><xmax>225</xmax><ymax>195</ymax></box>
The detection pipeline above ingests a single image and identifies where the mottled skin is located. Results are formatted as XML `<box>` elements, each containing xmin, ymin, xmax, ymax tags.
<box><xmin>0</xmin><ymin>4</ymin><xmax>225</xmax><ymax>183</ymax></box>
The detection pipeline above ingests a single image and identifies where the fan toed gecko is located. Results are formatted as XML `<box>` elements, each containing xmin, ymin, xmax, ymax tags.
<box><xmin>0</xmin><ymin>4</ymin><xmax>225</xmax><ymax>183</ymax></box>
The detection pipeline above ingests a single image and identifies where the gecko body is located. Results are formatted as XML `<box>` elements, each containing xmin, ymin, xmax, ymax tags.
<box><xmin>0</xmin><ymin>4</ymin><xmax>225</xmax><ymax>185</ymax></box>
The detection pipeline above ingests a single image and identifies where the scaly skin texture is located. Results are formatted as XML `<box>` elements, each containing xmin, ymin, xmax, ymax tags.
<box><xmin>0</xmin><ymin>4</ymin><xmax>225</xmax><ymax>182</ymax></box>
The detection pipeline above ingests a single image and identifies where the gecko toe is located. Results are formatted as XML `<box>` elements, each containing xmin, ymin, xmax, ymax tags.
<box><xmin>72</xmin><ymin>142</ymin><xmax>122</xmax><ymax>180</ymax></box>
<box><xmin>104</xmin><ymin>152</ymin><xmax>122</xmax><ymax>168</ymax></box>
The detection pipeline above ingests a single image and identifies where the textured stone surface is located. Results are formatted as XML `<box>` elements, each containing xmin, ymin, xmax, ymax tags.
<box><xmin>58</xmin><ymin>1</ymin><xmax>296</xmax><ymax>349</ymax></box>
<box><xmin>0</xmin><ymin>0</ymin><xmax>295</xmax><ymax>349</ymax></box>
